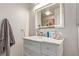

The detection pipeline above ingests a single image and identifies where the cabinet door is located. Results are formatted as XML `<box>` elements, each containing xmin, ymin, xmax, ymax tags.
<box><xmin>23</xmin><ymin>39</ymin><xmax>41</xmax><ymax>56</ymax></box>
<box><xmin>24</xmin><ymin>39</ymin><xmax>40</xmax><ymax>52</ymax></box>
<box><xmin>41</xmin><ymin>42</ymin><xmax>58</xmax><ymax>56</ymax></box>
<box><xmin>77</xmin><ymin>4</ymin><xmax>79</xmax><ymax>25</ymax></box>
<box><xmin>24</xmin><ymin>47</ymin><xmax>41</xmax><ymax>56</ymax></box>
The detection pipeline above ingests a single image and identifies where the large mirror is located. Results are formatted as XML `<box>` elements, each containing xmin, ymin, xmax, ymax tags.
<box><xmin>34</xmin><ymin>3</ymin><xmax>64</xmax><ymax>29</ymax></box>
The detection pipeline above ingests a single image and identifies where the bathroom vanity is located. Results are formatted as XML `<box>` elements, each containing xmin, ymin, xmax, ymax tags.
<box><xmin>23</xmin><ymin>36</ymin><xmax>64</xmax><ymax>56</ymax></box>
<box><xmin>23</xmin><ymin>3</ymin><xmax>64</xmax><ymax>56</ymax></box>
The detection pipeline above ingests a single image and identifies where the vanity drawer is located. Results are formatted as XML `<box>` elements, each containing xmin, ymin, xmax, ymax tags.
<box><xmin>24</xmin><ymin>47</ymin><xmax>41</xmax><ymax>56</ymax></box>
<box><xmin>41</xmin><ymin>42</ymin><xmax>58</xmax><ymax>56</ymax></box>
<box><xmin>24</xmin><ymin>39</ymin><xmax>40</xmax><ymax>46</ymax></box>
<box><xmin>24</xmin><ymin>45</ymin><xmax>40</xmax><ymax>53</ymax></box>
<box><xmin>24</xmin><ymin>39</ymin><xmax>40</xmax><ymax>52</ymax></box>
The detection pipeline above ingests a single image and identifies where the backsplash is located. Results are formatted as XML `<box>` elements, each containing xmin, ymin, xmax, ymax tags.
<box><xmin>37</xmin><ymin>29</ymin><xmax>55</xmax><ymax>38</ymax></box>
<box><xmin>37</xmin><ymin>28</ymin><xmax>64</xmax><ymax>38</ymax></box>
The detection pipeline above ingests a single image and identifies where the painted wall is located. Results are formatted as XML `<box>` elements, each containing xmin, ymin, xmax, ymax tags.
<box><xmin>0</xmin><ymin>3</ymin><xmax>30</xmax><ymax>56</ymax></box>
<box><xmin>77</xmin><ymin>3</ymin><xmax>79</xmax><ymax>55</ymax></box>
<box><xmin>29</xmin><ymin>4</ymin><xmax>36</xmax><ymax>36</ymax></box>
<box><xmin>63</xmin><ymin>3</ymin><xmax>77</xmax><ymax>55</ymax></box>
<box><xmin>31</xmin><ymin>3</ymin><xmax>78</xmax><ymax>56</ymax></box>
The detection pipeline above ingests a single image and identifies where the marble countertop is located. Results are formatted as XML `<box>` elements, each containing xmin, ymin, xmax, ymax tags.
<box><xmin>23</xmin><ymin>36</ymin><xmax>64</xmax><ymax>45</ymax></box>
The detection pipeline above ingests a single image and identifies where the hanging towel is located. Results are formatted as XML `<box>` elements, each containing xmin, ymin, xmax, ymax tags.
<box><xmin>0</xmin><ymin>18</ymin><xmax>15</xmax><ymax>56</ymax></box>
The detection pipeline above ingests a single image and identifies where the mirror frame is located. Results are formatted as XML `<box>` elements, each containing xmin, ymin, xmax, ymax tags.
<box><xmin>34</xmin><ymin>3</ymin><xmax>64</xmax><ymax>29</ymax></box>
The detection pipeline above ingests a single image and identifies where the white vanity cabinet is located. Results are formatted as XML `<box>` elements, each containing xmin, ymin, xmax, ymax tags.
<box><xmin>23</xmin><ymin>36</ymin><xmax>64</xmax><ymax>56</ymax></box>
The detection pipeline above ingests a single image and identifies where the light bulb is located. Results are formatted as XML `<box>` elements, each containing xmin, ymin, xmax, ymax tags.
<box><xmin>45</xmin><ymin>10</ymin><xmax>52</xmax><ymax>16</ymax></box>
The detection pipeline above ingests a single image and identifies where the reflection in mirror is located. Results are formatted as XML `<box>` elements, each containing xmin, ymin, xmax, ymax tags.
<box><xmin>35</xmin><ymin>3</ymin><xmax>64</xmax><ymax>29</ymax></box>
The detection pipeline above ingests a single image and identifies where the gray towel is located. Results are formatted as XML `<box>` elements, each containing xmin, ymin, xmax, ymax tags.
<box><xmin>0</xmin><ymin>18</ymin><xmax>15</xmax><ymax>56</ymax></box>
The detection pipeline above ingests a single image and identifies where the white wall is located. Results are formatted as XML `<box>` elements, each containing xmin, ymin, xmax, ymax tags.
<box><xmin>29</xmin><ymin>4</ymin><xmax>36</xmax><ymax>36</ymax></box>
<box><xmin>31</xmin><ymin>3</ymin><xmax>78</xmax><ymax>56</ymax></box>
<box><xmin>0</xmin><ymin>3</ymin><xmax>30</xmax><ymax>56</ymax></box>
<box><xmin>63</xmin><ymin>3</ymin><xmax>78</xmax><ymax>55</ymax></box>
<box><xmin>77</xmin><ymin>3</ymin><xmax>79</xmax><ymax>55</ymax></box>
